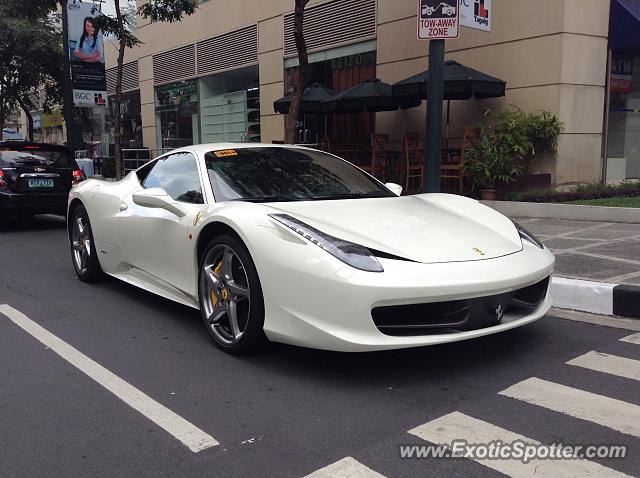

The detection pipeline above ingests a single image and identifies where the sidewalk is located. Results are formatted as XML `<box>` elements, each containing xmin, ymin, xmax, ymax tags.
<box><xmin>515</xmin><ymin>218</ymin><xmax>640</xmax><ymax>286</ymax></box>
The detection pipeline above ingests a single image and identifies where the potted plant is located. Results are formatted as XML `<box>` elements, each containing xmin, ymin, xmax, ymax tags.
<box><xmin>463</xmin><ymin>109</ymin><xmax>562</xmax><ymax>200</ymax></box>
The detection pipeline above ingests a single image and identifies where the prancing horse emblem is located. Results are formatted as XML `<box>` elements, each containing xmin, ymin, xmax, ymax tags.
<box><xmin>495</xmin><ymin>304</ymin><xmax>504</xmax><ymax>322</ymax></box>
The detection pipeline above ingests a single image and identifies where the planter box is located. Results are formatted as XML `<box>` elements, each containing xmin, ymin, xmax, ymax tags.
<box><xmin>497</xmin><ymin>174</ymin><xmax>552</xmax><ymax>194</ymax></box>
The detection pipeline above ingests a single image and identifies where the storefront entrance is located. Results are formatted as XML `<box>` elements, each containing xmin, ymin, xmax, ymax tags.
<box><xmin>284</xmin><ymin>48</ymin><xmax>376</xmax><ymax>145</ymax></box>
<box><xmin>155</xmin><ymin>80</ymin><xmax>199</xmax><ymax>150</ymax></box>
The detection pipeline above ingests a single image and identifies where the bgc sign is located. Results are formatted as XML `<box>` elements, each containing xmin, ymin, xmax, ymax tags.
<box><xmin>418</xmin><ymin>0</ymin><xmax>460</xmax><ymax>40</ymax></box>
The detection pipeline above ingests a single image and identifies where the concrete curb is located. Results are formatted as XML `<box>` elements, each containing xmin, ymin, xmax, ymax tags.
<box><xmin>551</xmin><ymin>277</ymin><xmax>640</xmax><ymax>319</ymax></box>
<box><xmin>481</xmin><ymin>200</ymin><xmax>640</xmax><ymax>224</ymax></box>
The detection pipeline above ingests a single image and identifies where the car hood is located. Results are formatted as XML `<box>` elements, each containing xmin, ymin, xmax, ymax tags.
<box><xmin>265</xmin><ymin>194</ymin><xmax>523</xmax><ymax>264</ymax></box>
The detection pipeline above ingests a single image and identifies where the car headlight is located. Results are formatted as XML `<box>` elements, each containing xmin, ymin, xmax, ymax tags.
<box><xmin>514</xmin><ymin>221</ymin><xmax>544</xmax><ymax>249</ymax></box>
<box><xmin>269</xmin><ymin>214</ymin><xmax>384</xmax><ymax>272</ymax></box>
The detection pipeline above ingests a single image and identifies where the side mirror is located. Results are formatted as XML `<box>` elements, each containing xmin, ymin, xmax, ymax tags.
<box><xmin>132</xmin><ymin>188</ymin><xmax>187</xmax><ymax>217</ymax></box>
<box><xmin>385</xmin><ymin>183</ymin><xmax>403</xmax><ymax>196</ymax></box>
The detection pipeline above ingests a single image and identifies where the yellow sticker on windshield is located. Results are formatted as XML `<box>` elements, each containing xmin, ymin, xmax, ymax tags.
<box><xmin>213</xmin><ymin>149</ymin><xmax>238</xmax><ymax>158</ymax></box>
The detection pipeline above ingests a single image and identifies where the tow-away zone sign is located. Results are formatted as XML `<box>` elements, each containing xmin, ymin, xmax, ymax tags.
<box><xmin>418</xmin><ymin>0</ymin><xmax>460</xmax><ymax>40</ymax></box>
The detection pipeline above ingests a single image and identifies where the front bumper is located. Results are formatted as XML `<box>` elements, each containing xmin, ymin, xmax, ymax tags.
<box><xmin>0</xmin><ymin>191</ymin><xmax>68</xmax><ymax>217</ymax></box>
<box><xmin>251</xmin><ymin>229</ymin><xmax>555</xmax><ymax>351</ymax></box>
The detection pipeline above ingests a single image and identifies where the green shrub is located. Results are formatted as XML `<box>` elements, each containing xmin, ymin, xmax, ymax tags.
<box><xmin>462</xmin><ymin>109</ymin><xmax>563</xmax><ymax>190</ymax></box>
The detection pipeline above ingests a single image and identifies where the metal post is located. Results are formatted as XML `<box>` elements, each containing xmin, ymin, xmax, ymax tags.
<box><xmin>425</xmin><ymin>39</ymin><xmax>445</xmax><ymax>193</ymax></box>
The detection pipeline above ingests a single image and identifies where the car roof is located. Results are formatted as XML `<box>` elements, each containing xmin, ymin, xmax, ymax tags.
<box><xmin>169</xmin><ymin>143</ymin><xmax>317</xmax><ymax>157</ymax></box>
<box><xmin>0</xmin><ymin>142</ymin><xmax>72</xmax><ymax>153</ymax></box>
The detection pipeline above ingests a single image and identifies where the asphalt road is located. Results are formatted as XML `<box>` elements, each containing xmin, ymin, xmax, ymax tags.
<box><xmin>1</xmin><ymin>215</ymin><xmax>639</xmax><ymax>478</ymax></box>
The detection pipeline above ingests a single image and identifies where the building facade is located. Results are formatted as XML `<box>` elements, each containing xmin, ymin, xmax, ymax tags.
<box><xmin>103</xmin><ymin>0</ymin><xmax>637</xmax><ymax>186</ymax></box>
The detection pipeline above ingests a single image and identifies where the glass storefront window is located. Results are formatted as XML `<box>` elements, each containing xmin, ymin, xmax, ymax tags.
<box><xmin>108</xmin><ymin>90</ymin><xmax>143</xmax><ymax>150</ymax></box>
<box><xmin>198</xmin><ymin>65</ymin><xmax>260</xmax><ymax>143</ymax></box>
<box><xmin>607</xmin><ymin>51</ymin><xmax>640</xmax><ymax>180</ymax></box>
<box><xmin>155</xmin><ymin>80</ymin><xmax>199</xmax><ymax>149</ymax></box>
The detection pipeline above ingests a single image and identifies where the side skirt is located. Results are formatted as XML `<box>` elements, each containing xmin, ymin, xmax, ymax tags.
<box><xmin>107</xmin><ymin>268</ymin><xmax>200</xmax><ymax>310</ymax></box>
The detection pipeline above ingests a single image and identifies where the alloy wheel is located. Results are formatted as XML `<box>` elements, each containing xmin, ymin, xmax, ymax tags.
<box><xmin>200</xmin><ymin>244</ymin><xmax>251</xmax><ymax>346</ymax></box>
<box><xmin>72</xmin><ymin>216</ymin><xmax>92</xmax><ymax>274</ymax></box>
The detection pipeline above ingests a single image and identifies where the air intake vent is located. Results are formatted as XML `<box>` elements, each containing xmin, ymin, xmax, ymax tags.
<box><xmin>153</xmin><ymin>44</ymin><xmax>196</xmax><ymax>85</ymax></box>
<box><xmin>197</xmin><ymin>25</ymin><xmax>258</xmax><ymax>76</ymax></box>
<box><xmin>284</xmin><ymin>0</ymin><xmax>376</xmax><ymax>57</ymax></box>
<box><xmin>106</xmin><ymin>60</ymin><xmax>140</xmax><ymax>94</ymax></box>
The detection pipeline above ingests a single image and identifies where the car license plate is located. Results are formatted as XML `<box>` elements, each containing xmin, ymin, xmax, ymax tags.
<box><xmin>28</xmin><ymin>178</ymin><xmax>54</xmax><ymax>188</ymax></box>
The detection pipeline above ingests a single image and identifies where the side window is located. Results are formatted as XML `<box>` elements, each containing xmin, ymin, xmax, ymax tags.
<box><xmin>136</xmin><ymin>159</ymin><xmax>158</xmax><ymax>183</ymax></box>
<box><xmin>142</xmin><ymin>152</ymin><xmax>204</xmax><ymax>204</ymax></box>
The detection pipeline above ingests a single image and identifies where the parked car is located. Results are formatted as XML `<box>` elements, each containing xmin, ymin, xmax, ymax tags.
<box><xmin>0</xmin><ymin>142</ymin><xmax>85</xmax><ymax>220</ymax></box>
<box><xmin>68</xmin><ymin>144</ymin><xmax>554</xmax><ymax>354</ymax></box>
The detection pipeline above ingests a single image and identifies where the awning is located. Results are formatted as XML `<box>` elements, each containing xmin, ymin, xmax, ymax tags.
<box><xmin>610</xmin><ymin>0</ymin><xmax>640</xmax><ymax>50</ymax></box>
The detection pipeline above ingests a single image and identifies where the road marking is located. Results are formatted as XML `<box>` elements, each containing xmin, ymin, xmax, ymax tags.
<box><xmin>567</xmin><ymin>351</ymin><xmax>640</xmax><ymax>382</ymax></box>
<box><xmin>303</xmin><ymin>457</ymin><xmax>386</xmax><ymax>478</ymax></box>
<box><xmin>499</xmin><ymin>377</ymin><xmax>640</xmax><ymax>438</ymax></box>
<box><xmin>620</xmin><ymin>333</ymin><xmax>640</xmax><ymax>345</ymax></box>
<box><xmin>0</xmin><ymin>304</ymin><xmax>218</xmax><ymax>453</ymax></box>
<box><xmin>409</xmin><ymin>411</ymin><xmax>631</xmax><ymax>478</ymax></box>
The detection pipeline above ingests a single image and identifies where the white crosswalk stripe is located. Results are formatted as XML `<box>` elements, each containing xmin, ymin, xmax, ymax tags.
<box><xmin>302</xmin><ymin>337</ymin><xmax>640</xmax><ymax>478</ymax></box>
<box><xmin>408</xmin><ymin>411</ymin><xmax>631</xmax><ymax>478</ymax></box>
<box><xmin>620</xmin><ymin>333</ymin><xmax>640</xmax><ymax>345</ymax></box>
<box><xmin>499</xmin><ymin>377</ymin><xmax>640</xmax><ymax>437</ymax></box>
<box><xmin>0</xmin><ymin>304</ymin><xmax>218</xmax><ymax>453</ymax></box>
<box><xmin>302</xmin><ymin>457</ymin><xmax>386</xmax><ymax>478</ymax></box>
<box><xmin>567</xmin><ymin>351</ymin><xmax>640</xmax><ymax>382</ymax></box>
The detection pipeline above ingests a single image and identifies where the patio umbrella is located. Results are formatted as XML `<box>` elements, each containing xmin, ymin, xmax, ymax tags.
<box><xmin>322</xmin><ymin>78</ymin><xmax>421</xmax><ymax>114</ymax></box>
<box><xmin>392</xmin><ymin>61</ymin><xmax>506</xmax><ymax>145</ymax></box>
<box><xmin>273</xmin><ymin>83</ymin><xmax>336</xmax><ymax>114</ymax></box>
<box><xmin>391</xmin><ymin>60</ymin><xmax>506</xmax><ymax>100</ymax></box>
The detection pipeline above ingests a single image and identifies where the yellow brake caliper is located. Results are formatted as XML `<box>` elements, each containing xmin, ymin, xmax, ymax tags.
<box><xmin>210</xmin><ymin>259</ymin><xmax>224</xmax><ymax>307</ymax></box>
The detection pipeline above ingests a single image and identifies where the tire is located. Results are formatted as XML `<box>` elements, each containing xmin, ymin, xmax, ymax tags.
<box><xmin>70</xmin><ymin>205</ymin><xmax>104</xmax><ymax>282</ymax></box>
<box><xmin>198</xmin><ymin>234</ymin><xmax>267</xmax><ymax>354</ymax></box>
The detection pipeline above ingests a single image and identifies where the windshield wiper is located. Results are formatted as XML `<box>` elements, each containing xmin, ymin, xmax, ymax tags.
<box><xmin>233</xmin><ymin>196</ymin><xmax>307</xmax><ymax>203</ymax></box>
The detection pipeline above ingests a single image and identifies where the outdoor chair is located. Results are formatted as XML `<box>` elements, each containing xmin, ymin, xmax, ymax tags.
<box><xmin>363</xmin><ymin>134</ymin><xmax>389</xmax><ymax>181</ymax></box>
<box><xmin>440</xmin><ymin>127</ymin><xmax>479</xmax><ymax>193</ymax></box>
<box><xmin>404</xmin><ymin>132</ymin><xmax>424</xmax><ymax>194</ymax></box>
<box><xmin>318</xmin><ymin>137</ymin><xmax>332</xmax><ymax>153</ymax></box>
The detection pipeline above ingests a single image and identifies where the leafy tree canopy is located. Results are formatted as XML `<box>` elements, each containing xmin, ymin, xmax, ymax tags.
<box><xmin>0</xmin><ymin>0</ymin><xmax>63</xmax><ymax>138</ymax></box>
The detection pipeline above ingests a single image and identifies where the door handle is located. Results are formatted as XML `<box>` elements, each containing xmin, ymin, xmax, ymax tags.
<box><xmin>119</xmin><ymin>202</ymin><xmax>128</xmax><ymax>212</ymax></box>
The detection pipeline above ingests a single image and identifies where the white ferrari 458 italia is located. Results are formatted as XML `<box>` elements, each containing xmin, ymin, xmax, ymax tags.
<box><xmin>68</xmin><ymin>144</ymin><xmax>554</xmax><ymax>354</ymax></box>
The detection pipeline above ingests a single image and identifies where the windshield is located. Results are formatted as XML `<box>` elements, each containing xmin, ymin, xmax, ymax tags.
<box><xmin>0</xmin><ymin>149</ymin><xmax>74</xmax><ymax>168</ymax></box>
<box><xmin>204</xmin><ymin>147</ymin><xmax>394</xmax><ymax>202</ymax></box>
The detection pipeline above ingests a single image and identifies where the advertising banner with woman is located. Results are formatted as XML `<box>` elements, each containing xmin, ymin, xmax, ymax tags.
<box><xmin>67</xmin><ymin>1</ymin><xmax>107</xmax><ymax>107</ymax></box>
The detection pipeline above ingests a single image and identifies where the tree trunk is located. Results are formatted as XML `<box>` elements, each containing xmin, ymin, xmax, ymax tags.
<box><xmin>0</xmin><ymin>103</ymin><xmax>5</xmax><ymax>141</ymax></box>
<box><xmin>284</xmin><ymin>0</ymin><xmax>311</xmax><ymax>145</ymax></box>
<box><xmin>113</xmin><ymin>0</ymin><xmax>126</xmax><ymax>180</ymax></box>
<box><xmin>0</xmin><ymin>84</ymin><xmax>8</xmax><ymax>141</ymax></box>
<box><xmin>16</xmin><ymin>96</ymin><xmax>34</xmax><ymax>141</ymax></box>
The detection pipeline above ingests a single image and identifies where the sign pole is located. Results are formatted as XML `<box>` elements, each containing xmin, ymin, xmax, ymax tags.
<box><xmin>425</xmin><ymin>39</ymin><xmax>445</xmax><ymax>193</ymax></box>
<box><xmin>61</xmin><ymin>0</ymin><xmax>81</xmax><ymax>153</ymax></box>
<box><xmin>417</xmin><ymin>0</ymin><xmax>459</xmax><ymax>193</ymax></box>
